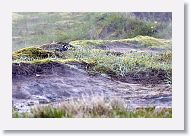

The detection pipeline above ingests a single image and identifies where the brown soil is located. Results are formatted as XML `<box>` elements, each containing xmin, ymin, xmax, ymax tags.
<box><xmin>113</xmin><ymin>69</ymin><xmax>171</xmax><ymax>85</ymax></box>
<box><xmin>12</xmin><ymin>62</ymin><xmax>170</xmax><ymax>85</ymax></box>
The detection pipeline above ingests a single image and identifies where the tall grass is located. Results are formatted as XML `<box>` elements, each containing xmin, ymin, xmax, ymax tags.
<box><xmin>13</xmin><ymin>97</ymin><xmax>172</xmax><ymax>118</ymax></box>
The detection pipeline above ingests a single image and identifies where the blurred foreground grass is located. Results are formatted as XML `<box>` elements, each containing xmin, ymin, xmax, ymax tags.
<box><xmin>13</xmin><ymin>99</ymin><xmax>172</xmax><ymax>118</ymax></box>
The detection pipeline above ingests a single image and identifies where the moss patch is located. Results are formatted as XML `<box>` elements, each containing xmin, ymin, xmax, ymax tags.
<box><xmin>122</xmin><ymin>35</ymin><xmax>172</xmax><ymax>48</ymax></box>
<box><xmin>70</xmin><ymin>36</ymin><xmax>172</xmax><ymax>49</ymax></box>
<box><xmin>12</xmin><ymin>47</ymin><xmax>54</xmax><ymax>60</ymax></box>
<box><xmin>156</xmin><ymin>50</ymin><xmax>172</xmax><ymax>63</ymax></box>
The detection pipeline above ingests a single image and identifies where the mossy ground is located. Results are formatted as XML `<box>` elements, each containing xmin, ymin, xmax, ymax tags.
<box><xmin>12</xmin><ymin>36</ymin><xmax>172</xmax><ymax>84</ymax></box>
<box><xmin>70</xmin><ymin>35</ymin><xmax>171</xmax><ymax>49</ymax></box>
<box><xmin>120</xmin><ymin>36</ymin><xmax>172</xmax><ymax>48</ymax></box>
<box><xmin>12</xmin><ymin>47</ymin><xmax>54</xmax><ymax>60</ymax></box>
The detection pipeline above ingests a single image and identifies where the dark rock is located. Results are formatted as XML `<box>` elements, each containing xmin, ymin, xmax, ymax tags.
<box><xmin>40</xmin><ymin>42</ymin><xmax>74</xmax><ymax>52</ymax></box>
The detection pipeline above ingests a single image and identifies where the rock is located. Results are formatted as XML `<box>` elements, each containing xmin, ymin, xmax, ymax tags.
<box><xmin>40</xmin><ymin>42</ymin><xmax>73</xmax><ymax>52</ymax></box>
<box><xmin>39</xmin><ymin>99</ymin><xmax>50</xmax><ymax>104</ymax></box>
<box><xmin>27</xmin><ymin>101</ymin><xmax>35</xmax><ymax>106</ymax></box>
<box><xmin>35</xmin><ymin>74</ymin><xmax>41</xmax><ymax>77</ymax></box>
<box><xmin>100</xmin><ymin>73</ymin><xmax>111</xmax><ymax>79</ymax></box>
<box><xmin>32</xmin><ymin>95</ymin><xmax>50</xmax><ymax>104</ymax></box>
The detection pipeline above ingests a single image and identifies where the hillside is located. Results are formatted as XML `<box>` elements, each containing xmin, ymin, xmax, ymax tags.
<box><xmin>12</xmin><ymin>12</ymin><xmax>172</xmax><ymax>51</ymax></box>
<box><xmin>12</xmin><ymin>12</ymin><xmax>172</xmax><ymax>118</ymax></box>
<box><xmin>12</xmin><ymin>35</ymin><xmax>172</xmax><ymax>118</ymax></box>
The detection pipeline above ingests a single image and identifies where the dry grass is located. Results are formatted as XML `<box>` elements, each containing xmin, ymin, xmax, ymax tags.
<box><xmin>13</xmin><ymin>97</ymin><xmax>172</xmax><ymax>118</ymax></box>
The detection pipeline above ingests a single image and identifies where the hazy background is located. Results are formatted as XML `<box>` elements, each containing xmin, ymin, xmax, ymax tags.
<box><xmin>12</xmin><ymin>12</ymin><xmax>172</xmax><ymax>51</ymax></box>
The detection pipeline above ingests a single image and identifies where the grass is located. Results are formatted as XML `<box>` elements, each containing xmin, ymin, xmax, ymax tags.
<box><xmin>12</xmin><ymin>12</ymin><xmax>172</xmax><ymax>51</ymax></box>
<box><xmin>156</xmin><ymin>50</ymin><xmax>172</xmax><ymax>63</ymax></box>
<box><xmin>12</xmin><ymin>13</ymin><xmax>172</xmax><ymax>118</ymax></box>
<box><xmin>120</xmin><ymin>36</ymin><xmax>172</xmax><ymax>48</ymax></box>
<box><xmin>124</xmin><ymin>36</ymin><xmax>172</xmax><ymax>48</ymax></box>
<box><xmin>13</xmin><ymin>35</ymin><xmax>171</xmax><ymax>63</ymax></box>
<box><xmin>65</xmin><ymin>48</ymin><xmax>171</xmax><ymax>77</ymax></box>
<box><xmin>13</xmin><ymin>98</ymin><xmax>172</xmax><ymax>118</ymax></box>
<box><xmin>32</xmin><ymin>106</ymin><xmax>71</xmax><ymax>118</ymax></box>
<box><xmin>13</xmin><ymin>48</ymin><xmax>171</xmax><ymax>76</ymax></box>
<box><xmin>67</xmin><ymin>36</ymin><xmax>172</xmax><ymax>80</ymax></box>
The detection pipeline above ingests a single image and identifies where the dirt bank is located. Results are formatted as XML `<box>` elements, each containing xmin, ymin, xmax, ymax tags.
<box><xmin>12</xmin><ymin>62</ymin><xmax>172</xmax><ymax>112</ymax></box>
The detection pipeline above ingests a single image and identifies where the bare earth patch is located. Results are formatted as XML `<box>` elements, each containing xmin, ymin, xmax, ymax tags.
<box><xmin>12</xmin><ymin>62</ymin><xmax>171</xmax><ymax>113</ymax></box>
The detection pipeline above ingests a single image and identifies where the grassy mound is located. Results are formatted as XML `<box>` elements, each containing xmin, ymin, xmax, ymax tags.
<box><xmin>70</xmin><ymin>36</ymin><xmax>171</xmax><ymax>49</ymax></box>
<box><xmin>65</xmin><ymin>48</ymin><xmax>172</xmax><ymax>84</ymax></box>
<box><xmin>13</xmin><ymin>50</ymin><xmax>172</xmax><ymax>84</ymax></box>
<box><xmin>12</xmin><ymin>36</ymin><xmax>172</xmax><ymax>84</ymax></box>
<box><xmin>122</xmin><ymin>36</ymin><xmax>172</xmax><ymax>48</ymax></box>
<box><xmin>12</xmin><ymin>47</ymin><xmax>54</xmax><ymax>60</ymax></box>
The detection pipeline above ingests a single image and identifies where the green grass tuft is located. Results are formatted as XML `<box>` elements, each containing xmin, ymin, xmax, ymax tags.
<box><xmin>31</xmin><ymin>106</ymin><xmax>72</xmax><ymax>118</ymax></box>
